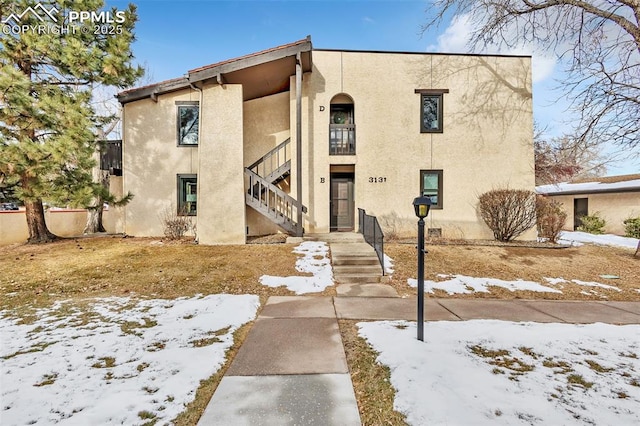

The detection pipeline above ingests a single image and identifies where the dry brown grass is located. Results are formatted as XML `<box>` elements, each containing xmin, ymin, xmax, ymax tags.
<box><xmin>387</xmin><ymin>242</ymin><xmax>640</xmax><ymax>300</ymax></box>
<box><xmin>339</xmin><ymin>320</ymin><xmax>407</xmax><ymax>426</ymax></box>
<box><xmin>173</xmin><ymin>321</ymin><xmax>254</xmax><ymax>426</ymax></box>
<box><xmin>0</xmin><ymin>236</ymin><xmax>335</xmax><ymax>313</ymax></box>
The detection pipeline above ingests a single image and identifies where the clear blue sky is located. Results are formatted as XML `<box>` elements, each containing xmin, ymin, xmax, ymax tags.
<box><xmin>109</xmin><ymin>0</ymin><xmax>638</xmax><ymax>176</ymax></box>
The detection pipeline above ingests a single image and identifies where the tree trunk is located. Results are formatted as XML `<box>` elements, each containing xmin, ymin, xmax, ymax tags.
<box><xmin>84</xmin><ymin>171</ymin><xmax>109</xmax><ymax>234</ymax></box>
<box><xmin>25</xmin><ymin>199</ymin><xmax>57</xmax><ymax>243</ymax></box>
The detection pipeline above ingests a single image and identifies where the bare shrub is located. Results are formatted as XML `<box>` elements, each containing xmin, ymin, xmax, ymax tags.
<box><xmin>536</xmin><ymin>196</ymin><xmax>567</xmax><ymax>243</ymax></box>
<box><xmin>160</xmin><ymin>205</ymin><xmax>195</xmax><ymax>240</ymax></box>
<box><xmin>478</xmin><ymin>189</ymin><xmax>537</xmax><ymax>242</ymax></box>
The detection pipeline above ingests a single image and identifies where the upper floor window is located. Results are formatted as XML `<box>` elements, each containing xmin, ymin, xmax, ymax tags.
<box><xmin>329</xmin><ymin>94</ymin><xmax>355</xmax><ymax>155</ymax></box>
<box><xmin>177</xmin><ymin>101</ymin><xmax>199</xmax><ymax>146</ymax></box>
<box><xmin>415</xmin><ymin>89</ymin><xmax>449</xmax><ymax>133</ymax></box>
<box><xmin>420</xmin><ymin>169</ymin><xmax>443</xmax><ymax>209</ymax></box>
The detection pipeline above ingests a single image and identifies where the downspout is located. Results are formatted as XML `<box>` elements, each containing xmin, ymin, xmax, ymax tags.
<box><xmin>189</xmin><ymin>81</ymin><xmax>203</xmax><ymax>243</ymax></box>
<box><xmin>295</xmin><ymin>52</ymin><xmax>303</xmax><ymax>236</ymax></box>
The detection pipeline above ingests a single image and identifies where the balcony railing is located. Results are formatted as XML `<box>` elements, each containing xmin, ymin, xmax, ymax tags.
<box><xmin>329</xmin><ymin>124</ymin><xmax>356</xmax><ymax>155</ymax></box>
<box><xmin>99</xmin><ymin>140</ymin><xmax>122</xmax><ymax>175</ymax></box>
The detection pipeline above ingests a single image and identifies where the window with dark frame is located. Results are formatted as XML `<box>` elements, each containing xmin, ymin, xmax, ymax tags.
<box><xmin>420</xmin><ymin>170</ymin><xmax>443</xmax><ymax>209</ymax></box>
<box><xmin>176</xmin><ymin>101</ymin><xmax>199</xmax><ymax>146</ymax></box>
<box><xmin>415</xmin><ymin>89</ymin><xmax>448</xmax><ymax>133</ymax></box>
<box><xmin>177</xmin><ymin>174</ymin><xmax>197</xmax><ymax>215</ymax></box>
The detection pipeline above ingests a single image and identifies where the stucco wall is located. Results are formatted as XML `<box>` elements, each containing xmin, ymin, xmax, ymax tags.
<box><xmin>0</xmin><ymin>208</ymin><xmax>123</xmax><ymax>245</ymax></box>
<box><xmin>296</xmin><ymin>50</ymin><xmax>535</xmax><ymax>239</ymax></box>
<box><xmin>122</xmin><ymin>88</ymin><xmax>200</xmax><ymax>237</ymax></box>
<box><xmin>548</xmin><ymin>192</ymin><xmax>640</xmax><ymax>235</ymax></box>
<box><xmin>197</xmin><ymin>83</ymin><xmax>246</xmax><ymax>244</ymax></box>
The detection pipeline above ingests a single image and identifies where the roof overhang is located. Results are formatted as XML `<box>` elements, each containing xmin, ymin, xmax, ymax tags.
<box><xmin>117</xmin><ymin>36</ymin><xmax>313</xmax><ymax>104</ymax></box>
<box><xmin>538</xmin><ymin>187</ymin><xmax>640</xmax><ymax>196</ymax></box>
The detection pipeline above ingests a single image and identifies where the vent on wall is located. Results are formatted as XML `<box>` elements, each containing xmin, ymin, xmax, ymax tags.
<box><xmin>428</xmin><ymin>228</ymin><xmax>442</xmax><ymax>238</ymax></box>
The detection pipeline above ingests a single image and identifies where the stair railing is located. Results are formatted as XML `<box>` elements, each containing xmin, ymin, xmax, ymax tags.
<box><xmin>247</xmin><ymin>138</ymin><xmax>291</xmax><ymax>181</ymax></box>
<box><xmin>245</xmin><ymin>168</ymin><xmax>306</xmax><ymax>233</ymax></box>
<box><xmin>357</xmin><ymin>208</ymin><xmax>385</xmax><ymax>275</ymax></box>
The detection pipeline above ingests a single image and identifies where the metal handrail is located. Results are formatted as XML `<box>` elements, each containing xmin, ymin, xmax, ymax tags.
<box><xmin>357</xmin><ymin>208</ymin><xmax>385</xmax><ymax>275</ymax></box>
<box><xmin>247</xmin><ymin>138</ymin><xmax>291</xmax><ymax>178</ymax></box>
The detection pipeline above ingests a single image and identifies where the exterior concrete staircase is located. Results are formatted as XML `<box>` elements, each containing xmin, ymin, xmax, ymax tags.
<box><xmin>245</xmin><ymin>138</ymin><xmax>305</xmax><ymax>236</ymax></box>
<box><xmin>304</xmin><ymin>233</ymin><xmax>398</xmax><ymax>297</ymax></box>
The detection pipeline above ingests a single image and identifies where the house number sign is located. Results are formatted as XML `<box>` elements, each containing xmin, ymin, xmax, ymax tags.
<box><xmin>369</xmin><ymin>177</ymin><xmax>387</xmax><ymax>183</ymax></box>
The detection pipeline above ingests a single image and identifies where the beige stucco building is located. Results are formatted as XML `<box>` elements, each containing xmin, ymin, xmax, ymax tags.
<box><xmin>117</xmin><ymin>37</ymin><xmax>535</xmax><ymax>244</ymax></box>
<box><xmin>537</xmin><ymin>174</ymin><xmax>640</xmax><ymax>235</ymax></box>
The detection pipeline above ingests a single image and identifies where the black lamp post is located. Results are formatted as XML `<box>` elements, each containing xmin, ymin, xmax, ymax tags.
<box><xmin>413</xmin><ymin>195</ymin><xmax>432</xmax><ymax>341</ymax></box>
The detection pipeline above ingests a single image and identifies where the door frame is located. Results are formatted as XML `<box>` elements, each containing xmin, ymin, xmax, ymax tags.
<box><xmin>574</xmin><ymin>197</ymin><xmax>589</xmax><ymax>230</ymax></box>
<box><xmin>330</xmin><ymin>171</ymin><xmax>355</xmax><ymax>232</ymax></box>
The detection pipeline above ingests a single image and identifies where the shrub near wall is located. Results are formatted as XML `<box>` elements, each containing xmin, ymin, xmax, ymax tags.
<box><xmin>478</xmin><ymin>188</ymin><xmax>537</xmax><ymax>242</ymax></box>
<box><xmin>623</xmin><ymin>216</ymin><xmax>640</xmax><ymax>238</ymax></box>
<box><xmin>577</xmin><ymin>213</ymin><xmax>606</xmax><ymax>234</ymax></box>
<box><xmin>536</xmin><ymin>196</ymin><xmax>567</xmax><ymax>243</ymax></box>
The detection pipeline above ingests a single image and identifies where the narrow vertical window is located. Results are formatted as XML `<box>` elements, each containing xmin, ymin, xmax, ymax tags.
<box><xmin>420</xmin><ymin>170</ymin><xmax>443</xmax><ymax>209</ymax></box>
<box><xmin>177</xmin><ymin>174</ymin><xmax>197</xmax><ymax>215</ymax></box>
<box><xmin>177</xmin><ymin>101</ymin><xmax>199</xmax><ymax>146</ymax></box>
<box><xmin>415</xmin><ymin>89</ymin><xmax>448</xmax><ymax>133</ymax></box>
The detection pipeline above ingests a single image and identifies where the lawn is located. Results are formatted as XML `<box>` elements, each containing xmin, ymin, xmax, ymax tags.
<box><xmin>1</xmin><ymin>235</ymin><xmax>638</xmax><ymax>425</ymax></box>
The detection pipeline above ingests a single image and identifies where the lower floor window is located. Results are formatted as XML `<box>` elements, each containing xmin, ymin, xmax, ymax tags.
<box><xmin>420</xmin><ymin>170</ymin><xmax>443</xmax><ymax>209</ymax></box>
<box><xmin>177</xmin><ymin>174</ymin><xmax>197</xmax><ymax>215</ymax></box>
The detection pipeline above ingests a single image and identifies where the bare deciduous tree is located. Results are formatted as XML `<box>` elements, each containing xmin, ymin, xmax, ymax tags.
<box><xmin>423</xmin><ymin>0</ymin><xmax>640</xmax><ymax>150</ymax></box>
<box><xmin>535</xmin><ymin>135</ymin><xmax>609</xmax><ymax>184</ymax></box>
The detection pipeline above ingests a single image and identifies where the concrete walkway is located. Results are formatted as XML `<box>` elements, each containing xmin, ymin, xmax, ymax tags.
<box><xmin>198</xmin><ymin>235</ymin><xmax>640</xmax><ymax>425</ymax></box>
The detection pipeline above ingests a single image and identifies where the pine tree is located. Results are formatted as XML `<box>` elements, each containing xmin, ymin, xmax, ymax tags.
<box><xmin>0</xmin><ymin>0</ymin><xmax>143</xmax><ymax>243</ymax></box>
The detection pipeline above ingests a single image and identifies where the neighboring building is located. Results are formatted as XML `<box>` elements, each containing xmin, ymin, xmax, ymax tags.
<box><xmin>537</xmin><ymin>174</ymin><xmax>640</xmax><ymax>235</ymax></box>
<box><xmin>116</xmin><ymin>36</ymin><xmax>535</xmax><ymax>244</ymax></box>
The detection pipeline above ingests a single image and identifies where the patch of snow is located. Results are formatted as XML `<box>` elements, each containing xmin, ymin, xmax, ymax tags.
<box><xmin>0</xmin><ymin>294</ymin><xmax>259</xmax><ymax>426</ymax></box>
<box><xmin>383</xmin><ymin>254</ymin><xmax>394</xmax><ymax>275</ymax></box>
<box><xmin>408</xmin><ymin>274</ymin><xmax>562</xmax><ymax>295</ymax></box>
<box><xmin>359</xmin><ymin>320</ymin><xmax>640</xmax><ymax>426</ymax></box>
<box><xmin>537</xmin><ymin>179</ymin><xmax>640</xmax><ymax>195</ymax></box>
<box><xmin>558</xmin><ymin>231</ymin><xmax>639</xmax><ymax>249</ymax></box>
<box><xmin>259</xmin><ymin>241</ymin><xmax>334</xmax><ymax>294</ymax></box>
<box><xmin>544</xmin><ymin>277</ymin><xmax>621</xmax><ymax>292</ymax></box>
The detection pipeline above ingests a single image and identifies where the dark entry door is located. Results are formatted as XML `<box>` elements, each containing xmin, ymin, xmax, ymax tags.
<box><xmin>330</xmin><ymin>173</ymin><xmax>354</xmax><ymax>231</ymax></box>
<box><xmin>574</xmin><ymin>198</ymin><xmax>588</xmax><ymax>230</ymax></box>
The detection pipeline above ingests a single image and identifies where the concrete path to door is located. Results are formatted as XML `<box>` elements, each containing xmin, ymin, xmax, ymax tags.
<box><xmin>197</xmin><ymin>234</ymin><xmax>640</xmax><ymax>425</ymax></box>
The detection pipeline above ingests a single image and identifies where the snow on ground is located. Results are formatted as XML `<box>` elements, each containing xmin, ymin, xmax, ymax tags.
<box><xmin>0</xmin><ymin>294</ymin><xmax>259</xmax><ymax>426</ymax></box>
<box><xmin>359</xmin><ymin>320</ymin><xmax>640</xmax><ymax>426</ymax></box>
<box><xmin>558</xmin><ymin>231</ymin><xmax>639</xmax><ymax>249</ymax></box>
<box><xmin>544</xmin><ymin>277</ymin><xmax>622</xmax><ymax>296</ymax></box>
<box><xmin>259</xmin><ymin>241</ymin><xmax>334</xmax><ymax>294</ymax></box>
<box><xmin>383</xmin><ymin>254</ymin><xmax>394</xmax><ymax>275</ymax></box>
<box><xmin>408</xmin><ymin>274</ymin><xmax>562</xmax><ymax>295</ymax></box>
<box><xmin>409</xmin><ymin>274</ymin><xmax>623</xmax><ymax>297</ymax></box>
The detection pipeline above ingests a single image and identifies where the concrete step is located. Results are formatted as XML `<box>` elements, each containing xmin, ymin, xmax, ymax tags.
<box><xmin>305</xmin><ymin>233</ymin><xmax>365</xmax><ymax>244</ymax></box>
<box><xmin>335</xmin><ymin>274</ymin><xmax>381</xmax><ymax>284</ymax></box>
<box><xmin>336</xmin><ymin>284</ymin><xmax>398</xmax><ymax>298</ymax></box>
<box><xmin>333</xmin><ymin>265</ymin><xmax>383</xmax><ymax>275</ymax></box>
<box><xmin>332</xmin><ymin>257</ymin><xmax>380</xmax><ymax>266</ymax></box>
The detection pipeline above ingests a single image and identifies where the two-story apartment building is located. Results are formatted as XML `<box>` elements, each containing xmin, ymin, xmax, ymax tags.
<box><xmin>117</xmin><ymin>36</ymin><xmax>535</xmax><ymax>244</ymax></box>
